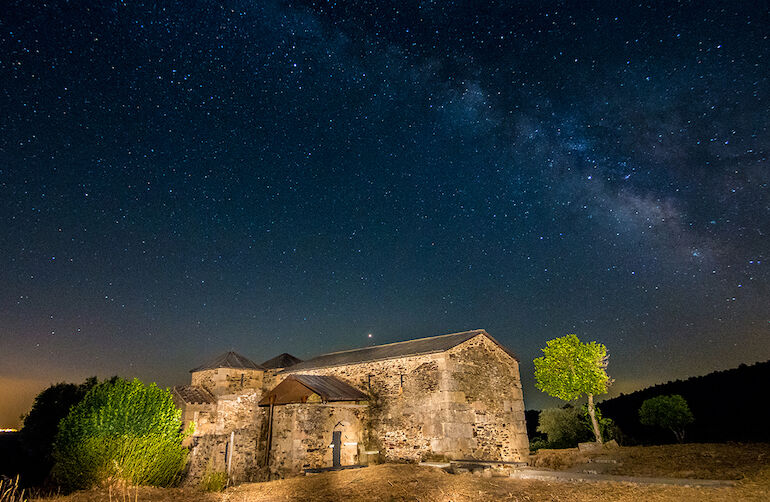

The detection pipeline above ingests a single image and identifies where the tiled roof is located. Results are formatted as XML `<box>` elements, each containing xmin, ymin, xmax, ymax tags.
<box><xmin>260</xmin><ymin>352</ymin><xmax>303</xmax><ymax>369</ymax></box>
<box><xmin>258</xmin><ymin>374</ymin><xmax>368</xmax><ymax>406</ymax></box>
<box><xmin>284</xmin><ymin>329</ymin><xmax>517</xmax><ymax>372</ymax></box>
<box><xmin>173</xmin><ymin>385</ymin><xmax>216</xmax><ymax>404</ymax></box>
<box><xmin>190</xmin><ymin>351</ymin><xmax>264</xmax><ymax>372</ymax></box>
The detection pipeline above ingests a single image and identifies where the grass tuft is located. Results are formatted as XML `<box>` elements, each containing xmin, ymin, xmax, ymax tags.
<box><xmin>0</xmin><ymin>476</ymin><xmax>27</xmax><ymax>502</ymax></box>
<box><xmin>200</xmin><ymin>471</ymin><xmax>228</xmax><ymax>492</ymax></box>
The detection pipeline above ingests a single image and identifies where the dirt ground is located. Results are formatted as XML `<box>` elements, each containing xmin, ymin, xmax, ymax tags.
<box><xmin>36</xmin><ymin>443</ymin><xmax>770</xmax><ymax>502</ymax></box>
<box><xmin>530</xmin><ymin>442</ymin><xmax>770</xmax><ymax>480</ymax></box>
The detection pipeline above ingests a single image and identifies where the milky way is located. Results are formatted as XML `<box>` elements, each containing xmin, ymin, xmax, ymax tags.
<box><xmin>1</xmin><ymin>1</ymin><xmax>768</xmax><ymax>425</ymax></box>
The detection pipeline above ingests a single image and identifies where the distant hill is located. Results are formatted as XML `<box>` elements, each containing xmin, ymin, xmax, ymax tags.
<box><xmin>599</xmin><ymin>360</ymin><xmax>770</xmax><ymax>444</ymax></box>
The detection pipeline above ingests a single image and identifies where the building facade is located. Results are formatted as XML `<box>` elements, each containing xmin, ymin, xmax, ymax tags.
<box><xmin>172</xmin><ymin>329</ymin><xmax>529</xmax><ymax>481</ymax></box>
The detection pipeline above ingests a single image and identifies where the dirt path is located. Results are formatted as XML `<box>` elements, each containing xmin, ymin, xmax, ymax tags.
<box><xmin>511</xmin><ymin>467</ymin><xmax>736</xmax><ymax>486</ymax></box>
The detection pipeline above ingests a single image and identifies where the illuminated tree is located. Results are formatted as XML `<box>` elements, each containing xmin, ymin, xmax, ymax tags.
<box><xmin>534</xmin><ymin>334</ymin><xmax>611</xmax><ymax>443</ymax></box>
<box><xmin>639</xmin><ymin>394</ymin><xmax>694</xmax><ymax>443</ymax></box>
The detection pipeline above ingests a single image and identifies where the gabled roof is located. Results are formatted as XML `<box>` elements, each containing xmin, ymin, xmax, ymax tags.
<box><xmin>258</xmin><ymin>374</ymin><xmax>368</xmax><ymax>406</ymax></box>
<box><xmin>190</xmin><ymin>351</ymin><xmax>264</xmax><ymax>372</ymax></box>
<box><xmin>260</xmin><ymin>352</ymin><xmax>303</xmax><ymax>369</ymax></box>
<box><xmin>173</xmin><ymin>385</ymin><xmax>216</xmax><ymax>405</ymax></box>
<box><xmin>284</xmin><ymin>329</ymin><xmax>517</xmax><ymax>372</ymax></box>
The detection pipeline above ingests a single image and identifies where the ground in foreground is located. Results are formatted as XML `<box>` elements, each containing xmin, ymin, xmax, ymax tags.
<box><xmin>38</xmin><ymin>443</ymin><xmax>770</xmax><ymax>502</ymax></box>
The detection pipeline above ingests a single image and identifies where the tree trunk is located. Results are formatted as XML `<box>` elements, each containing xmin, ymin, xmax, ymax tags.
<box><xmin>587</xmin><ymin>394</ymin><xmax>603</xmax><ymax>443</ymax></box>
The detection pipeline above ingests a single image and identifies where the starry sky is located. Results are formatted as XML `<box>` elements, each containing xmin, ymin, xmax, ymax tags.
<box><xmin>1</xmin><ymin>1</ymin><xmax>768</xmax><ymax>427</ymax></box>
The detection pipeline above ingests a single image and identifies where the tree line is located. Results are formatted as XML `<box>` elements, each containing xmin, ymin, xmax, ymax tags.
<box><xmin>599</xmin><ymin>360</ymin><xmax>770</xmax><ymax>444</ymax></box>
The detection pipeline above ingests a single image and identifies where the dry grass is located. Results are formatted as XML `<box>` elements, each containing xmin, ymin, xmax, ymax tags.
<box><xmin>35</xmin><ymin>443</ymin><xmax>770</xmax><ymax>502</ymax></box>
<box><xmin>531</xmin><ymin>442</ymin><xmax>770</xmax><ymax>480</ymax></box>
<box><xmin>1</xmin><ymin>476</ymin><xmax>28</xmax><ymax>502</ymax></box>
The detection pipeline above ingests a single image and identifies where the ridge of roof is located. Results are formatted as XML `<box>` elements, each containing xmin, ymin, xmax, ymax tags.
<box><xmin>312</xmin><ymin>329</ymin><xmax>486</xmax><ymax>358</ymax></box>
<box><xmin>190</xmin><ymin>350</ymin><xmax>265</xmax><ymax>372</ymax></box>
<box><xmin>284</xmin><ymin>329</ymin><xmax>516</xmax><ymax>372</ymax></box>
<box><xmin>260</xmin><ymin>352</ymin><xmax>303</xmax><ymax>369</ymax></box>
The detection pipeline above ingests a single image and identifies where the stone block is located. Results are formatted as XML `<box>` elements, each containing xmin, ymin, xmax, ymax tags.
<box><xmin>578</xmin><ymin>442</ymin><xmax>603</xmax><ymax>453</ymax></box>
<box><xmin>443</xmin><ymin>422</ymin><xmax>473</xmax><ymax>438</ymax></box>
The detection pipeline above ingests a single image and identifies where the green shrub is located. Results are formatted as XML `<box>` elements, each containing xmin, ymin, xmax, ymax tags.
<box><xmin>528</xmin><ymin>437</ymin><xmax>550</xmax><ymax>452</ymax></box>
<box><xmin>52</xmin><ymin>378</ymin><xmax>189</xmax><ymax>491</ymax></box>
<box><xmin>537</xmin><ymin>406</ymin><xmax>594</xmax><ymax>448</ymax></box>
<box><xmin>200</xmin><ymin>471</ymin><xmax>228</xmax><ymax>492</ymax></box>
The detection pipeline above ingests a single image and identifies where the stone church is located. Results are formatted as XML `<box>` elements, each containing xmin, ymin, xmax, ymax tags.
<box><xmin>172</xmin><ymin>329</ymin><xmax>529</xmax><ymax>480</ymax></box>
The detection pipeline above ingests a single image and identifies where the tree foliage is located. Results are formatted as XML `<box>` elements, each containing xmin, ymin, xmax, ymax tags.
<box><xmin>536</xmin><ymin>405</ymin><xmax>620</xmax><ymax>448</ymax></box>
<box><xmin>534</xmin><ymin>334</ymin><xmax>611</xmax><ymax>443</ymax></box>
<box><xmin>537</xmin><ymin>406</ymin><xmax>594</xmax><ymax>448</ymax></box>
<box><xmin>638</xmin><ymin>394</ymin><xmax>694</xmax><ymax>443</ymax></box>
<box><xmin>52</xmin><ymin>378</ymin><xmax>189</xmax><ymax>491</ymax></box>
<box><xmin>19</xmin><ymin>377</ymin><xmax>98</xmax><ymax>484</ymax></box>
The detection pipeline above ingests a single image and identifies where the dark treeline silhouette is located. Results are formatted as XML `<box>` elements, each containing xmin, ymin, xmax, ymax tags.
<box><xmin>599</xmin><ymin>360</ymin><xmax>770</xmax><ymax>444</ymax></box>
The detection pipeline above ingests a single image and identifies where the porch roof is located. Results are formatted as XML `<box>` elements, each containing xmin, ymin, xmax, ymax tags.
<box><xmin>258</xmin><ymin>374</ymin><xmax>368</xmax><ymax>406</ymax></box>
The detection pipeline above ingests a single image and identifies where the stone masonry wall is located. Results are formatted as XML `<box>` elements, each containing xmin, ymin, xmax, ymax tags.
<box><xmin>185</xmin><ymin>391</ymin><xmax>267</xmax><ymax>482</ymax></box>
<box><xmin>185</xmin><ymin>427</ymin><xmax>263</xmax><ymax>484</ymax></box>
<box><xmin>267</xmin><ymin>403</ymin><xmax>366</xmax><ymax>477</ymax></box>
<box><xmin>284</xmin><ymin>352</ymin><xmax>445</xmax><ymax>462</ymax></box>
<box><xmin>214</xmin><ymin>392</ymin><xmax>262</xmax><ymax>433</ymax></box>
<box><xmin>446</xmin><ymin>336</ymin><xmax>529</xmax><ymax>463</ymax></box>
<box><xmin>283</xmin><ymin>333</ymin><xmax>529</xmax><ymax>464</ymax></box>
<box><xmin>191</xmin><ymin>368</ymin><xmax>264</xmax><ymax>396</ymax></box>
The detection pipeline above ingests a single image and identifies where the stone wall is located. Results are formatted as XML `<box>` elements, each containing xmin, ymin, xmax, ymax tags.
<box><xmin>266</xmin><ymin>403</ymin><xmax>366</xmax><ymax>476</ymax></box>
<box><xmin>185</xmin><ymin>392</ymin><xmax>266</xmax><ymax>482</ymax></box>
<box><xmin>191</xmin><ymin>368</ymin><xmax>264</xmax><ymax>396</ymax></box>
<box><xmin>176</xmin><ymin>402</ymin><xmax>216</xmax><ymax>440</ymax></box>
<box><xmin>213</xmin><ymin>392</ymin><xmax>262</xmax><ymax>433</ymax></box>
<box><xmin>282</xmin><ymin>333</ymin><xmax>529</xmax><ymax>464</ymax></box>
<box><xmin>284</xmin><ymin>352</ymin><xmax>444</xmax><ymax>462</ymax></box>
<box><xmin>185</xmin><ymin>427</ymin><xmax>263</xmax><ymax>484</ymax></box>
<box><xmin>446</xmin><ymin>335</ymin><xmax>529</xmax><ymax>462</ymax></box>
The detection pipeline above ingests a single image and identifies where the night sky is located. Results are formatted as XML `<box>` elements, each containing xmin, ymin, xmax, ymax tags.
<box><xmin>1</xmin><ymin>1</ymin><xmax>768</xmax><ymax>427</ymax></box>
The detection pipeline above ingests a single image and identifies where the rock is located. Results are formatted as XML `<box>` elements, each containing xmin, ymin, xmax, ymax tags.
<box><xmin>603</xmin><ymin>440</ymin><xmax>620</xmax><ymax>450</ymax></box>
<box><xmin>578</xmin><ymin>442</ymin><xmax>603</xmax><ymax>453</ymax></box>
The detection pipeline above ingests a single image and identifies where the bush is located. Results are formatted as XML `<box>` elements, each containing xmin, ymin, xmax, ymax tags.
<box><xmin>52</xmin><ymin>378</ymin><xmax>189</xmax><ymax>491</ymax></box>
<box><xmin>536</xmin><ymin>406</ymin><xmax>594</xmax><ymax>448</ymax></box>
<box><xmin>528</xmin><ymin>437</ymin><xmax>550</xmax><ymax>452</ymax></box>
<box><xmin>537</xmin><ymin>405</ymin><xmax>622</xmax><ymax>447</ymax></box>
